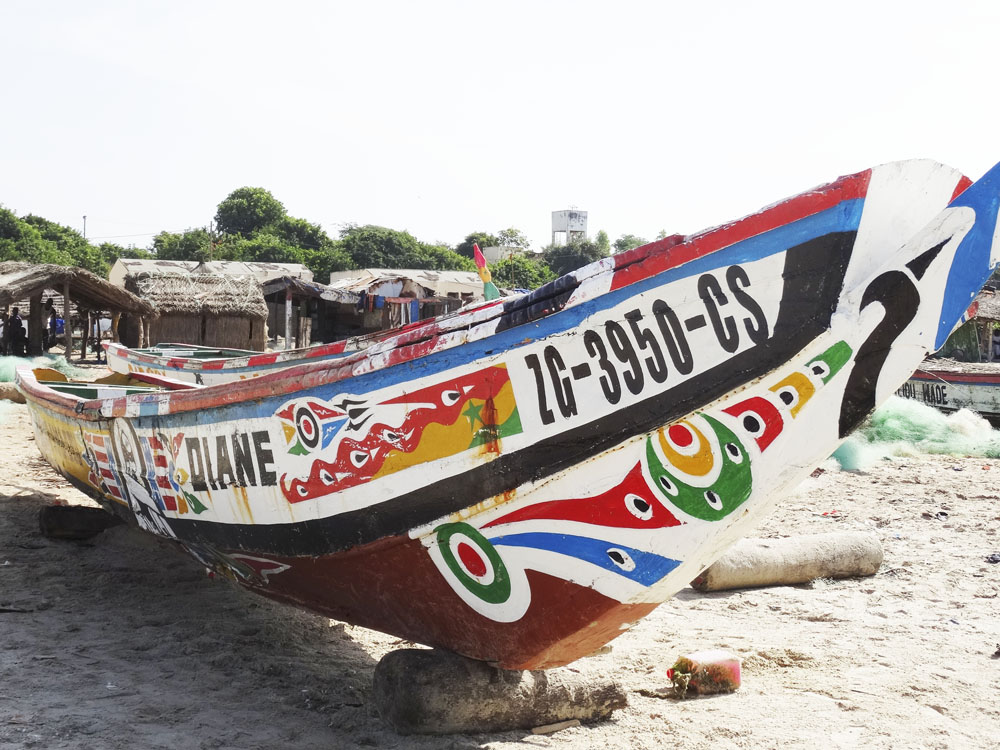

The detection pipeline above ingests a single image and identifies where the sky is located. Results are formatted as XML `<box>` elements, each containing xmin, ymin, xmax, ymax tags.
<box><xmin>3</xmin><ymin>1</ymin><xmax>1000</xmax><ymax>257</ymax></box>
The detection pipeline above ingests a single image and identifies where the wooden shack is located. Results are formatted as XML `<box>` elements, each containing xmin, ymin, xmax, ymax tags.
<box><xmin>119</xmin><ymin>272</ymin><xmax>268</xmax><ymax>350</ymax></box>
<box><xmin>0</xmin><ymin>262</ymin><xmax>152</xmax><ymax>359</ymax></box>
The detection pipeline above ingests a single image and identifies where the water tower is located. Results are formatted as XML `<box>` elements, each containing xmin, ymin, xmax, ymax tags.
<box><xmin>551</xmin><ymin>210</ymin><xmax>588</xmax><ymax>245</ymax></box>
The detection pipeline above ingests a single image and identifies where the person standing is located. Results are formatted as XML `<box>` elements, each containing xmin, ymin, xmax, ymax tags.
<box><xmin>9</xmin><ymin>307</ymin><xmax>26</xmax><ymax>357</ymax></box>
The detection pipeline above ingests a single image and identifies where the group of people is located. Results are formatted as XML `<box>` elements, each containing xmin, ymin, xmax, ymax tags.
<box><xmin>1</xmin><ymin>300</ymin><xmax>61</xmax><ymax>357</ymax></box>
<box><xmin>0</xmin><ymin>308</ymin><xmax>27</xmax><ymax>356</ymax></box>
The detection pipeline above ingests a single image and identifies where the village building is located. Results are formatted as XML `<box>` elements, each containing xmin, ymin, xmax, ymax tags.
<box><xmin>935</xmin><ymin>287</ymin><xmax>1000</xmax><ymax>362</ymax></box>
<box><xmin>326</xmin><ymin>269</ymin><xmax>482</xmax><ymax>340</ymax></box>
<box><xmin>108</xmin><ymin>259</ymin><xmax>312</xmax><ymax>287</ymax></box>
<box><xmin>119</xmin><ymin>273</ymin><xmax>268</xmax><ymax>350</ymax></box>
<box><xmin>0</xmin><ymin>262</ymin><xmax>152</xmax><ymax>359</ymax></box>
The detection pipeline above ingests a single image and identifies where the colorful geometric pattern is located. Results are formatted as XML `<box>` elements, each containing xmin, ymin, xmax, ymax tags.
<box><xmin>425</xmin><ymin>340</ymin><xmax>854</xmax><ymax>623</ymax></box>
<box><xmin>275</xmin><ymin>364</ymin><xmax>522</xmax><ymax>503</ymax></box>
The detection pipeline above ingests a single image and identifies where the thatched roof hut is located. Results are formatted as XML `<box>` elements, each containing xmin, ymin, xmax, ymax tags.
<box><xmin>0</xmin><ymin>262</ymin><xmax>152</xmax><ymax>357</ymax></box>
<box><xmin>0</xmin><ymin>262</ymin><xmax>152</xmax><ymax>314</ymax></box>
<box><xmin>119</xmin><ymin>272</ymin><xmax>268</xmax><ymax>350</ymax></box>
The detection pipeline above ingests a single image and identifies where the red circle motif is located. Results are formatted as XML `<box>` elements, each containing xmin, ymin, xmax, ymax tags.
<box><xmin>457</xmin><ymin>541</ymin><xmax>488</xmax><ymax>578</ymax></box>
<box><xmin>668</xmin><ymin>423</ymin><xmax>693</xmax><ymax>448</ymax></box>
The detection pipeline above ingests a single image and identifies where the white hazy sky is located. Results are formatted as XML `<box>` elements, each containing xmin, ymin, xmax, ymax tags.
<box><xmin>2</xmin><ymin>1</ymin><xmax>1000</xmax><ymax>254</ymax></box>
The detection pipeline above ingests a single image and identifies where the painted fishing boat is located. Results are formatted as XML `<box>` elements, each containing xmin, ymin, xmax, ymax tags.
<box><xmin>18</xmin><ymin>158</ymin><xmax>1000</xmax><ymax>670</ymax></box>
<box><xmin>104</xmin><ymin>301</ymin><xmax>506</xmax><ymax>385</ymax></box>
<box><xmin>896</xmin><ymin>359</ymin><xmax>1000</xmax><ymax>422</ymax></box>
<box><xmin>105</xmin><ymin>339</ymin><xmax>357</xmax><ymax>385</ymax></box>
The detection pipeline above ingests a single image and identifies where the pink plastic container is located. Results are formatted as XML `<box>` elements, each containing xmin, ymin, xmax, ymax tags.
<box><xmin>667</xmin><ymin>649</ymin><xmax>742</xmax><ymax>696</ymax></box>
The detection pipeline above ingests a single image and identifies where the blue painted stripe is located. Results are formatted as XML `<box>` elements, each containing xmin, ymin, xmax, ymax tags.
<box><xmin>160</xmin><ymin>199</ymin><xmax>864</xmax><ymax>428</ymax></box>
<box><xmin>938</xmin><ymin>161</ymin><xmax>1000</xmax><ymax>349</ymax></box>
<box><xmin>489</xmin><ymin>531</ymin><xmax>682</xmax><ymax>586</ymax></box>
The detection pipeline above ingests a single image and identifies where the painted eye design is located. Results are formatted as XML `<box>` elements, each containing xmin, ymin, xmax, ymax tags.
<box><xmin>624</xmin><ymin>493</ymin><xmax>653</xmax><ymax>521</ymax></box>
<box><xmin>774</xmin><ymin>386</ymin><xmax>798</xmax><ymax>409</ymax></box>
<box><xmin>319</xmin><ymin>469</ymin><xmax>335</xmax><ymax>485</ymax></box>
<box><xmin>295</xmin><ymin>407</ymin><xmax>320</xmax><ymax>450</ymax></box>
<box><xmin>811</xmin><ymin>361</ymin><xmax>831</xmax><ymax>379</ymax></box>
<box><xmin>442</xmin><ymin>390</ymin><xmax>462</xmax><ymax>406</ymax></box>
<box><xmin>295</xmin><ymin>484</ymin><xmax>309</xmax><ymax>498</ymax></box>
<box><xmin>724</xmin><ymin>442</ymin><xmax>744</xmax><ymax>463</ymax></box>
<box><xmin>350</xmin><ymin>450</ymin><xmax>369</xmax><ymax>468</ymax></box>
<box><xmin>381</xmin><ymin>430</ymin><xmax>402</xmax><ymax>444</ymax></box>
<box><xmin>607</xmin><ymin>548</ymin><xmax>637</xmax><ymax>572</ymax></box>
<box><xmin>740</xmin><ymin>412</ymin><xmax>765</xmax><ymax>437</ymax></box>
<box><xmin>704</xmin><ymin>491</ymin><xmax>724</xmax><ymax>511</ymax></box>
<box><xmin>658</xmin><ymin>474</ymin><xmax>679</xmax><ymax>496</ymax></box>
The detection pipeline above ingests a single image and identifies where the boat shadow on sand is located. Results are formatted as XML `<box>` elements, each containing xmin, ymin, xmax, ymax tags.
<box><xmin>1</xmin><ymin>494</ymin><xmax>522</xmax><ymax>748</ymax></box>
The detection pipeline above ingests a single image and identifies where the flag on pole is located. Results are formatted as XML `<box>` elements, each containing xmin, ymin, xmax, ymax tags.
<box><xmin>473</xmin><ymin>243</ymin><xmax>501</xmax><ymax>300</ymax></box>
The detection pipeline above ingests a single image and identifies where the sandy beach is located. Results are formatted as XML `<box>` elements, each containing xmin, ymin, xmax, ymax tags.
<box><xmin>2</xmin><ymin>379</ymin><xmax>999</xmax><ymax>749</ymax></box>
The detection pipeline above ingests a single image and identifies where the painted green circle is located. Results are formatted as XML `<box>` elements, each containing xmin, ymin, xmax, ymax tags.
<box><xmin>436</xmin><ymin>522</ymin><xmax>512</xmax><ymax>604</ymax></box>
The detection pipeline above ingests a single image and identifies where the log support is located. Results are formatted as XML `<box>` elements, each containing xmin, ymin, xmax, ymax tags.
<box><xmin>373</xmin><ymin>648</ymin><xmax>626</xmax><ymax>735</ymax></box>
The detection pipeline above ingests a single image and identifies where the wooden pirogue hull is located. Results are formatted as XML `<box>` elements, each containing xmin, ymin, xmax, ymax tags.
<box><xmin>105</xmin><ymin>339</ymin><xmax>359</xmax><ymax>386</ymax></box>
<box><xmin>104</xmin><ymin>306</ymin><xmax>507</xmax><ymax>385</ymax></box>
<box><xmin>897</xmin><ymin>362</ymin><xmax>1000</xmax><ymax>421</ymax></box>
<box><xmin>18</xmin><ymin>159</ymin><xmax>1000</xmax><ymax>669</ymax></box>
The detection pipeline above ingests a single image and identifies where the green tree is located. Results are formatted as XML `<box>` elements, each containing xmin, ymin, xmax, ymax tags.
<box><xmin>214</xmin><ymin>187</ymin><xmax>286</xmax><ymax>237</ymax></box>
<box><xmin>613</xmin><ymin>233</ymin><xmax>647</xmax><ymax>254</ymax></box>
<box><xmin>307</xmin><ymin>241</ymin><xmax>355</xmax><ymax>282</ymax></box>
<box><xmin>455</xmin><ymin>231</ymin><xmax>499</xmax><ymax>259</ymax></box>
<box><xmin>21</xmin><ymin>214</ymin><xmax>107</xmax><ymax>274</ymax></box>
<box><xmin>492</xmin><ymin>254</ymin><xmax>555</xmax><ymax>290</ymax></box>
<box><xmin>496</xmin><ymin>227</ymin><xmax>531</xmax><ymax>250</ymax></box>
<box><xmin>274</xmin><ymin>215</ymin><xmax>330</xmax><ymax>250</ymax></box>
<box><xmin>0</xmin><ymin>208</ymin><xmax>73</xmax><ymax>266</ymax></box>
<box><xmin>412</xmin><ymin>243</ymin><xmax>476</xmax><ymax>271</ymax></box>
<box><xmin>224</xmin><ymin>232</ymin><xmax>311</xmax><ymax>265</ymax></box>
<box><xmin>595</xmin><ymin>230</ymin><xmax>611</xmax><ymax>255</ymax></box>
<box><xmin>340</xmin><ymin>224</ymin><xmax>423</xmax><ymax>268</ymax></box>
<box><xmin>98</xmin><ymin>242</ymin><xmax>152</xmax><ymax>271</ymax></box>
<box><xmin>543</xmin><ymin>239</ymin><xmax>608</xmax><ymax>277</ymax></box>
<box><xmin>153</xmin><ymin>228</ymin><xmax>216</xmax><ymax>262</ymax></box>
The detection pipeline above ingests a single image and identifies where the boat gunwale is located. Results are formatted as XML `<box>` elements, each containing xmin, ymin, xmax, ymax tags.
<box><xmin>34</xmin><ymin>166</ymin><xmax>874</xmax><ymax>422</ymax></box>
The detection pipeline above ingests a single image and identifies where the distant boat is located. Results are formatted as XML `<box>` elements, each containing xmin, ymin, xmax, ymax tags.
<box><xmin>18</xmin><ymin>158</ymin><xmax>1000</xmax><ymax>669</ymax></box>
<box><xmin>897</xmin><ymin>359</ymin><xmax>1000</xmax><ymax>422</ymax></box>
<box><xmin>104</xmin><ymin>297</ymin><xmax>507</xmax><ymax>385</ymax></box>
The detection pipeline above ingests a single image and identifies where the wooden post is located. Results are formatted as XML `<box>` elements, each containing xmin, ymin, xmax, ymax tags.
<box><xmin>81</xmin><ymin>311</ymin><xmax>90</xmax><ymax>360</ymax></box>
<box><xmin>63</xmin><ymin>281</ymin><xmax>72</xmax><ymax>360</ymax></box>
<box><xmin>27</xmin><ymin>292</ymin><xmax>43</xmax><ymax>356</ymax></box>
<box><xmin>285</xmin><ymin>288</ymin><xmax>293</xmax><ymax>350</ymax></box>
<box><xmin>111</xmin><ymin>313</ymin><xmax>121</xmax><ymax>343</ymax></box>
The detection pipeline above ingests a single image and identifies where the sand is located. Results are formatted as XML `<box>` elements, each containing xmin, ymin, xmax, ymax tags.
<box><xmin>2</xmin><ymin>393</ymin><xmax>1000</xmax><ymax>749</ymax></box>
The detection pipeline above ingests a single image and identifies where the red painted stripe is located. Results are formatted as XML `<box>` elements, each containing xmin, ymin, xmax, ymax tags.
<box><xmin>100</xmin><ymin>468</ymin><xmax>115</xmax><ymax>479</ymax></box>
<box><xmin>951</xmin><ymin>176</ymin><xmax>974</xmax><ymax>202</ymax></box>
<box><xmin>248</xmin><ymin>353</ymin><xmax>279</xmax><ymax>366</ymax></box>
<box><xmin>108</xmin><ymin>487</ymin><xmax>122</xmax><ymax>498</ymax></box>
<box><xmin>94</xmin><ymin>451</ymin><xmax>109</xmax><ymax>464</ymax></box>
<box><xmin>202</xmin><ymin>360</ymin><xmax>226</xmax><ymax>370</ymax></box>
<box><xmin>88</xmin><ymin>435</ymin><xmax>105</xmax><ymax>447</ymax></box>
<box><xmin>913</xmin><ymin>370</ymin><xmax>1000</xmax><ymax>384</ymax></box>
<box><xmin>155</xmin><ymin>476</ymin><xmax>172</xmax><ymax>489</ymax></box>
<box><xmin>610</xmin><ymin>171</ymin><xmax>872</xmax><ymax>292</ymax></box>
<box><xmin>154</xmin><ymin>456</ymin><xmax>168</xmax><ymax>468</ymax></box>
<box><xmin>162</xmin><ymin>495</ymin><xmax>177</xmax><ymax>511</ymax></box>
<box><xmin>147</xmin><ymin>436</ymin><xmax>163</xmax><ymax>450</ymax></box>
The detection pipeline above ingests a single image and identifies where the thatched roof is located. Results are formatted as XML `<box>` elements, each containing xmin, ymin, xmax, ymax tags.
<box><xmin>261</xmin><ymin>275</ymin><xmax>359</xmax><ymax>304</ymax></box>
<box><xmin>109</xmin><ymin>258</ymin><xmax>313</xmax><ymax>286</ymax></box>
<box><xmin>0</xmin><ymin>262</ymin><xmax>153</xmax><ymax>314</ymax></box>
<box><xmin>129</xmin><ymin>272</ymin><xmax>267</xmax><ymax>319</ymax></box>
<box><xmin>971</xmin><ymin>288</ymin><xmax>1000</xmax><ymax>322</ymax></box>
